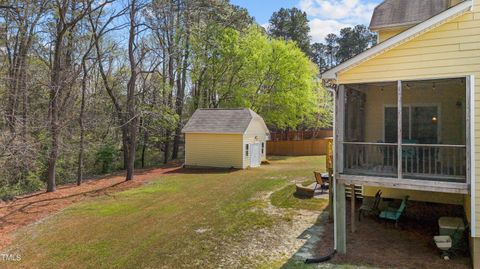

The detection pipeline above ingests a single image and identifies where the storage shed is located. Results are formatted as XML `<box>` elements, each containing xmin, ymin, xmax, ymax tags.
<box><xmin>182</xmin><ymin>108</ymin><xmax>270</xmax><ymax>169</ymax></box>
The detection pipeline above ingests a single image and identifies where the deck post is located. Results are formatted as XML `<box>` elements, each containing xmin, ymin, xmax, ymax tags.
<box><xmin>397</xmin><ymin>80</ymin><xmax>403</xmax><ymax>179</ymax></box>
<box><xmin>350</xmin><ymin>184</ymin><xmax>356</xmax><ymax>233</ymax></box>
<box><xmin>337</xmin><ymin>85</ymin><xmax>345</xmax><ymax>174</ymax></box>
<box><xmin>467</xmin><ymin>75</ymin><xmax>476</xmax><ymax>237</ymax></box>
<box><xmin>334</xmin><ymin>85</ymin><xmax>347</xmax><ymax>254</ymax></box>
<box><xmin>335</xmin><ymin>182</ymin><xmax>347</xmax><ymax>254</ymax></box>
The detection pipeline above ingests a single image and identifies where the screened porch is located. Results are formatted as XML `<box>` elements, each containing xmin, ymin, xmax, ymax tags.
<box><xmin>336</xmin><ymin>77</ymin><xmax>471</xmax><ymax>188</ymax></box>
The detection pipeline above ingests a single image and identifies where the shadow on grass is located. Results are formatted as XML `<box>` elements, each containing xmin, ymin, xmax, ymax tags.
<box><xmin>267</xmin><ymin>156</ymin><xmax>291</xmax><ymax>161</ymax></box>
<box><xmin>292</xmin><ymin>192</ymin><xmax>320</xmax><ymax>200</ymax></box>
<box><xmin>165</xmin><ymin>167</ymin><xmax>239</xmax><ymax>175</ymax></box>
<box><xmin>0</xmin><ymin>181</ymin><xmax>127</xmax><ymax>225</ymax></box>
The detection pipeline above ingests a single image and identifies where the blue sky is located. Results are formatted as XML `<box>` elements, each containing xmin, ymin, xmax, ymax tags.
<box><xmin>230</xmin><ymin>0</ymin><xmax>381</xmax><ymax>43</ymax></box>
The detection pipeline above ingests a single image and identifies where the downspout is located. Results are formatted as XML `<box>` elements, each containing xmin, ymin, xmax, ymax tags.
<box><xmin>305</xmin><ymin>85</ymin><xmax>339</xmax><ymax>263</ymax></box>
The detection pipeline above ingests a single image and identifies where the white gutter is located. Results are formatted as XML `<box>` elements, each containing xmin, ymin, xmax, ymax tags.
<box><xmin>470</xmin><ymin>75</ymin><xmax>476</xmax><ymax>237</ymax></box>
<box><xmin>321</xmin><ymin>0</ymin><xmax>473</xmax><ymax>80</ymax></box>
<box><xmin>326</xmin><ymin>86</ymin><xmax>338</xmax><ymax>249</ymax></box>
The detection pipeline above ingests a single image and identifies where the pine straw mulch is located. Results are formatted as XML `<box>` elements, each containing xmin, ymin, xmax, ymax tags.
<box><xmin>0</xmin><ymin>163</ymin><xmax>182</xmax><ymax>250</ymax></box>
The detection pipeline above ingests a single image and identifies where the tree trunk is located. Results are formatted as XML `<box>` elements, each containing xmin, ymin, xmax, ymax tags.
<box><xmin>77</xmin><ymin>59</ymin><xmax>88</xmax><ymax>186</ymax></box>
<box><xmin>141</xmin><ymin>132</ymin><xmax>148</xmax><ymax>168</ymax></box>
<box><xmin>47</xmin><ymin>89</ymin><xmax>59</xmax><ymax>192</ymax></box>
<box><xmin>46</xmin><ymin>23</ymin><xmax>65</xmax><ymax>193</ymax></box>
<box><xmin>172</xmin><ymin>18</ymin><xmax>190</xmax><ymax>160</ymax></box>
<box><xmin>163</xmin><ymin>134</ymin><xmax>170</xmax><ymax>164</ymax></box>
<box><xmin>125</xmin><ymin>0</ymin><xmax>138</xmax><ymax>181</ymax></box>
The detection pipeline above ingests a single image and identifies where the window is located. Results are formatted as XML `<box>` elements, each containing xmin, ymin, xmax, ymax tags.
<box><xmin>245</xmin><ymin>144</ymin><xmax>249</xmax><ymax>157</ymax></box>
<box><xmin>384</xmin><ymin>106</ymin><xmax>439</xmax><ymax>144</ymax></box>
<box><xmin>261</xmin><ymin>142</ymin><xmax>265</xmax><ymax>154</ymax></box>
<box><xmin>384</xmin><ymin>107</ymin><xmax>409</xmax><ymax>143</ymax></box>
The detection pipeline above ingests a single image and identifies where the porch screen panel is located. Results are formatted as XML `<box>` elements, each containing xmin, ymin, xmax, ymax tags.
<box><xmin>342</xmin><ymin>83</ymin><xmax>398</xmax><ymax>178</ymax></box>
<box><xmin>384</xmin><ymin>107</ymin><xmax>409</xmax><ymax>143</ymax></box>
<box><xmin>345</xmin><ymin>90</ymin><xmax>366</xmax><ymax>142</ymax></box>
<box><xmin>400</xmin><ymin>78</ymin><xmax>466</xmax><ymax>182</ymax></box>
<box><xmin>411</xmin><ymin>106</ymin><xmax>438</xmax><ymax>144</ymax></box>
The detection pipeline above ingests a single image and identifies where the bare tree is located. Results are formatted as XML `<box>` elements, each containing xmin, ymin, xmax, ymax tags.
<box><xmin>90</xmin><ymin>0</ymin><xmax>146</xmax><ymax>181</ymax></box>
<box><xmin>46</xmin><ymin>0</ymin><xmax>112</xmax><ymax>192</ymax></box>
<box><xmin>125</xmin><ymin>0</ymin><xmax>140</xmax><ymax>180</ymax></box>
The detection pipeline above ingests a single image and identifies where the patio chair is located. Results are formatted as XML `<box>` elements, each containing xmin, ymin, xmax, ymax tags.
<box><xmin>358</xmin><ymin>190</ymin><xmax>382</xmax><ymax>221</ymax></box>
<box><xmin>314</xmin><ymin>171</ymin><xmax>328</xmax><ymax>194</ymax></box>
<box><xmin>379</xmin><ymin>196</ymin><xmax>409</xmax><ymax>228</ymax></box>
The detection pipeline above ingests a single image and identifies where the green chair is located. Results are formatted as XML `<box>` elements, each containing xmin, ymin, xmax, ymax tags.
<box><xmin>379</xmin><ymin>196</ymin><xmax>409</xmax><ymax>227</ymax></box>
<box><xmin>358</xmin><ymin>190</ymin><xmax>382</xmax><ymax>221</ymax></box>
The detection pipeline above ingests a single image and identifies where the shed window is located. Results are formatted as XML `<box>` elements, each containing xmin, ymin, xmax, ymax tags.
<box><xmin>261</xmin><ymin>142</ymin><xmax>265</xmax><ymax>154</ymax></box>
<box><xmin>245</xmin><ymin>144</ymin><xmax>249</xmax><ymax>157</ymax></box>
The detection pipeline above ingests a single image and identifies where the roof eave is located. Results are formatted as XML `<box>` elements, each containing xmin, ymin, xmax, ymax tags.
<box><xmin>369</xmin><ymin>21</ymin><xmax>419</xmax><ymax>32</ymax></box>
<box><xmin>321</xmin><ymin>0</ymin><xmax>473</xmax><ymax>81</ymax></box>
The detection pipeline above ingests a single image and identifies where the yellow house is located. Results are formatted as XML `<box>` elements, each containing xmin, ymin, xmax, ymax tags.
<box><xmin>321</xmin><ymin>0</ymin><xmax>480</xmax><ymax>266</ymax></box>
<box><xmin>182</xmin><ymin>108</ymin><xmax>269</xmax><ymax>169</ymax></box>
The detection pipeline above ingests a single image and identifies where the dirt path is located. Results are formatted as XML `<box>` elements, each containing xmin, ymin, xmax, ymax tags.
<box><xmin>218</xmin><ymin>190</ymin><xmax>327</xmax><ymax>268</ymax></box>
<box><xmin>0</xmin><ymin>164</ymin><xmax>181</xmax><ymax>250</ymax></box>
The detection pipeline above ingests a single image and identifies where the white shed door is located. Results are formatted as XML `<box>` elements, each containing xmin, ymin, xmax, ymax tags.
<box><xmin>250</xmin><ymin>143</ymin><xmax>261</xmax><ymax>167</ymax></box>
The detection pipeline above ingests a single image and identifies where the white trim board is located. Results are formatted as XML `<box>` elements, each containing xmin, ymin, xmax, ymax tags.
<box><xmin>321</xmin><ymin>0</ymin><xmax>473</xmax><ymax>80</ymax></box>
<box><xmin>469</xmin><ymin>75</ymin><xmax>476</xmax><ymax>237</ymax></box>
<box><xmin>337</xmin><ymin>174</ymin><xmax>469</xmax><ymax>194</ymax></box>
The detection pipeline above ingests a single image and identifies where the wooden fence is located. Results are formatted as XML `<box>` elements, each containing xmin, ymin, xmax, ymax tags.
<box><xmin>269</xmin><ymin>129</ymin><xmax>333</xmax><ymax>141</ymax></box>
<box><xmin>267</xmin><ymin>138</ymin><xmax>331</xmax><ymax>156</ymax></box>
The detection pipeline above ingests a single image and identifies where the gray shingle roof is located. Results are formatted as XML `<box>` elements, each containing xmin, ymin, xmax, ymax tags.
<box><xmin>182</xmin><ymin>108</ymin><xmax>267</xmax><ymax>134</ymax></box>
<box><xmin>370</xmin><ymin>0</ymin><xmax>455</xmax><ymax>30</ymax></box>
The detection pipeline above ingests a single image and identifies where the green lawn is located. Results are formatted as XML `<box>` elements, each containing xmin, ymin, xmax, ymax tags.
<box><xmin>271</xmin><ymin>184</ymin><xmax>328</xmax><ymax>211</ymax></box>
<box><xmin>8</xmin><ymin>156</ymin><xmax>328</xmax><ymax>269</ymax></box>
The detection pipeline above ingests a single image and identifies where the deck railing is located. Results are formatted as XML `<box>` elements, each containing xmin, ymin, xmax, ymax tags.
<box><xmin>342</xmin><ymin>142</ymin><xmax>466</xmax><ymax>183</ymax></box>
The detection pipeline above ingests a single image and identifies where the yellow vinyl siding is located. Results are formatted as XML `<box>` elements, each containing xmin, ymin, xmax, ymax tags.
<box><xmin>466</xmin><ymin>194</ymin><xmax>472</xmax><ymax>223</ymax></box>
<box><xmin>451</xmin><ymin>0</ymin><xmax>464</xmax><ymax>6</ymax></box>
<box><xmin>336</xmin><ymin>6</ymin><xmax>480</xmax><ymax>232</ymax></box>
<box><xmin>185</xmin><ymin>133</ymin><xmax>243</xmax><ymax>168</ymax></box>
<box><xmin>471</xmin><ymin>237</ymin><xmax>480</xmax><ymax>268</ymax></box>
<box><xmin>377</xmin><ymin>28</ymin><xmax>406</xmax><ymax>43</ymax></box>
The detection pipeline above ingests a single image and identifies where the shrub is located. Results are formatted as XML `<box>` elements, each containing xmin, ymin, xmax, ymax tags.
<box><xmin>95</xmin><ymin>143</ymin><xmax>118</xmax><ymax>173</ymax></box>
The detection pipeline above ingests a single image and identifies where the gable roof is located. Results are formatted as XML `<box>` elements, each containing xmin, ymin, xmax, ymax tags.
<box><xmin>370</xmin><ymin>0</ymin><xmax>451</xmax><ymax>30</ymax></box>
<box><xmin>182</xmin><ymin>108</ymin><xmax>269</xmax><ymax>134</ymax></box>
<box><xmin>321</xmin><ymin>0</ymin><xmax>472</xmax><ymax>80</ymax></box>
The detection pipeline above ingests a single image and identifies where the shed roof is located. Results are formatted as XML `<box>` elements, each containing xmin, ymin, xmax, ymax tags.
<box><xmin>370</xmin><ymin>0</ymin><xmax>453</xmax><ymax>30</ymax></box>
<box><xmin>182</xmin><ymin>108</ymin><xmax>269</xmax><ymax>134</ymax></box>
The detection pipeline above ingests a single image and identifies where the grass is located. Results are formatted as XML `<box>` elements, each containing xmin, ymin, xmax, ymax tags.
<box><xmin>270</xmin><ymin>184</ymin><xmax>328</xmax><ymax>211</ymax></box>
<box><xmin>8</xmin><ymin>156</ymin><xmax>327</xmax><ymax>269</ymax></box>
